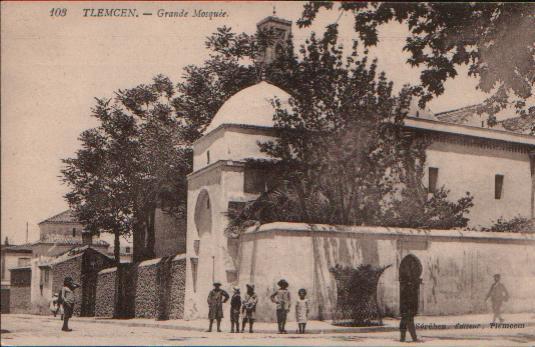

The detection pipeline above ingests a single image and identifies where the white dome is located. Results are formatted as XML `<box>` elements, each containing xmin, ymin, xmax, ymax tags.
<box><xmin>205</xmin><ymin>81</ymin><xmax>291</xmax><ymax>133</ymax></box>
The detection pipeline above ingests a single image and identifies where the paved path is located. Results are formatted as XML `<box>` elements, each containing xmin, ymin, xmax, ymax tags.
<box><xmin>2</xmin><ymin>314</ymin><xmax>534</xmax><ymax>346</ymax></box>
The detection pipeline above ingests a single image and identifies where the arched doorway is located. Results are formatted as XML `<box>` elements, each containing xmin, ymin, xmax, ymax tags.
<box><xmin>399</xmin><ymin>254</ymin><xmax>422</xmax><ymax>315</ymax></box>
<box><xmin>193</xmin><ymin>190</ymin><xmax>214</xmax><ymax>306</ymax></box>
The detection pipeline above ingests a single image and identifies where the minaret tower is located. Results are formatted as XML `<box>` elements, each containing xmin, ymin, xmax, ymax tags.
<box><xmin>256</xmin><ymin>9</ymin><xmax>292</xmax><ymax>67</ymax></box>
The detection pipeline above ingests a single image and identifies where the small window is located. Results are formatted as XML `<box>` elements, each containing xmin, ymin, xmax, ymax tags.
<box><xmin>125</xmin><ymin>247</ymin><xmax>131</xmax><ymax>254</ymax></box>
<box><xmin>495</xmin><ymin>174</ymin><xmax>504</xmax><ymax>200</ymax></box>
<box><xmin>72</xmin><ymin>228</ymin><xmax>76</xmax><ymax>237</ymax></box>
<box><xmin>206</xmin><ymin>151</ymin><xmax>210</xmax><ymax>164</ymax></box>
<box><xmin>44</xmin><ymin>269</ymin><xmax>49</xmax><ymax>284</ymax></box>
<box><xmin>17</xmin><ymin>257</ymin><xmax>30</xmax><ymax>267</ymax></box>
<box><xmin>428</xmin><ymin>167</ymin><xmax>439</xmax><ymax>193</ymax></box>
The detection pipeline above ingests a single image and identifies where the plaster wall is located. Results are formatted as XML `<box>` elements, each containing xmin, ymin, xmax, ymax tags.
<box><xmin>184</xmin><ymin>162</ymin><xmax>253</xmax><ymax>319</ymax></box>
<box><xmin>424</xmin><ymin>141</ymin><xmax>531</xmax><ymax>227</ymax></box>
<box><xmin>238</xmin><ymin>223</ymin><xmax>535</xmax><ymax>322</ymax></box>
<box><xmin>30</xmin><ymin>257</ymin><xmax>53</xmax><ymax>314</ymax></box>
<box><xmin>193</xmin><ymin>127</ymin><xmax>275</xmax><ymax>171</ymax></box>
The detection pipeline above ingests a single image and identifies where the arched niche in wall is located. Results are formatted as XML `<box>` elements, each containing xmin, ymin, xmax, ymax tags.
<box><xmin>193</xmin><ymin>189</ymin><xmax>214</xmax><ymax>293</ymax></box>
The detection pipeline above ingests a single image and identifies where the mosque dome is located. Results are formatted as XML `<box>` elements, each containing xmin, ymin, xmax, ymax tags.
<box><xmin>204</xmin><ymin>81</ymin><xmax>291</xmax><ymax>134</ymax></box>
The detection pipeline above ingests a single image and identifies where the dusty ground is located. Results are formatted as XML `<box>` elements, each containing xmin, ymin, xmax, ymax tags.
<box><xmin>1</xmin><ymin>314</ymin><xmax>534</xmax><ymax>346</ymax></box>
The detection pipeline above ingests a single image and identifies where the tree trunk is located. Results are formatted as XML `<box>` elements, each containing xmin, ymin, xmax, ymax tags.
<box><xmin>114</xmin><ymin>228</ymin><xmax>121</xmax><ymax>265</ymax></box>
<box><xmin>145</xmin><ymin>207</ymin><xmax>156</xmax><ymax>259</ymax></box>
<box><xmin>132</xmin><ymin>216</ymin><xmax>146</xmax><ymax>262</ymax></box>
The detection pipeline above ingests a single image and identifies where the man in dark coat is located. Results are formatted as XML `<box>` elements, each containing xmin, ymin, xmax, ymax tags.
<box><xmin>207</xmin><ymin>281</ymin><xmax>229</xmax><ymax>332</ymax></box>
<box><xmin>399</xmin><ymin>277</ymin><xmax>421</xmax><ymax>342</ymax></box>
<box><xmin>229</xmin><ymin>287</ymin><xmax>241</xmax><ymax>333</ymax></box>
<box><xmin>485</xmin><ymin>274</ymin><xmax>509</xmax><ymax>323</ymax></box>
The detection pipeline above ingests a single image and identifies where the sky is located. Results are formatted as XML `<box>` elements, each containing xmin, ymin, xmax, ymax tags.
<box><xmin>1</xmin><ymin>1</ymin><xmax>510</xmax><ymax>245</ymax></box>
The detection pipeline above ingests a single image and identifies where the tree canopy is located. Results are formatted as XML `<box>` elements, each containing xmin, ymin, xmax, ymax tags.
<box><xmin>299</xmin><ymin>2</ymin><xmax>535</xmax><ymax>130</ymax></box>
<box><xmin>62</xmin><ymin>76</ymin><xmax>191</xmax><ymax>262</ymax></box>
<box><xmin>225</xmin><ymin>26</ymin><xmax>473</xmax><ymax>236</ymax></box>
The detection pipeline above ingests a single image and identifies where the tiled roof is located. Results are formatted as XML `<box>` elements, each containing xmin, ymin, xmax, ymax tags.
<box><xmin>435</xmin><ymin>104</ymin><xmax>534</xmax><ymax>136</ymax></box>
<box><xmin>435</xmin><ymin>105</ymin><xmax>484</xmax><ymax>126</ymax></box>
<box><xmin>38</xmin><ymin>210</ymin><xmax>79</xmax><ymax>225</ymax></box>
<box><xmin>1</xmin><ymin>244</ymin><xmax>33</xmax><ymax>253</ymax></box>
<box><xmin>499</xmin><ymin>115</ymin><xmax>535</xmax><ymax>135</ymax></box>
<box><xmin>35</xmin><ymin>234</ymin><xmax>109</xmax><ymax>247</ymax></box>
<box><xmin>39</xmin><ymin>245</ymin><xmax>112</xmax><ymax>267</ymax></box>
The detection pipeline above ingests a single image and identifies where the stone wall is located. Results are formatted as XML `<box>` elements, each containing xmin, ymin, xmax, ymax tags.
<box><xmin>95</xmin><ymin>268</ymin><xmax>117</xmax><ymax>318</ymax></box>
<box><xmin>10</xmin><ymin>286</ymin><xmax>31</xmax><ymax>313</ymax></box>
<box><xmin>135</xmin><ymin>259</ymin><xmax>159</xmax><ymax>318</ymax></box>
<box><xmin>10</xmin><ymin>267</ymin><xmax>32</xmax><ymax>314</ymax></box>
<box><xmin>52</xmin><ymin>257</ymin><xmax>82</xmax><ymax>316</ymax></box>
<box><xmin>237</xmin><ymin>223</ymin><xmax>535</xmax><ymax>322</ymax></box>
<box><xmin>94</xmin><ymin>254</ymin><xmax>186</xmax><ymax>320</ymax></box>
<box><xmin>169</xmin><ymin>257</ymin><xmax>186</xmax><ymax>319</ymax></box>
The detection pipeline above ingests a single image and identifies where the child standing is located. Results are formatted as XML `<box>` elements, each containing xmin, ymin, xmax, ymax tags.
<box><xmin>230</xmin><ymin>287</ymin><xmax>241</xmax><ymax>333</ymax></box>
<box><xmin>241</xmin><ymin>284</ymin><xmax>258</xmax><ymax>333</ymax></box>
<box><xmin>270</xmin><ymin>279</ymin><xmax>291</xmax><ymax>334</ymax></box>
<box><xmin>295</xmin><ymin>288</ymin><xmax>310</xmax><ymax>334</ymax></box>
<box><xmin>49</xmin><ymin>293</ymin><xmax>59</xmax><ymax>317</ymax></box>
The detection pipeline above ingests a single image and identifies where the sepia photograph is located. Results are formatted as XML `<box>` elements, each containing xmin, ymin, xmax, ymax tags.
<box><xmin>1</xmin><ymin>1</ymin><xmax>534</xmax><ymax>346</ymax></box>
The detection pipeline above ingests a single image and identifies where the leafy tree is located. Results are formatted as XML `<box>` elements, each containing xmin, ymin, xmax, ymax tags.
<box><xmin>299</xmin><ymin>2</ymin><xmax>535</xmax><ymax>130</ymax></box>
<box><xmin>63</xmin><ymin>75</ymin><xmax>191</xmax><ymax>262</ymax></box>
<box><xmin>226</xmin><ymin>26</ymin><xmax>473</xmax><ymax>234</ymax></box>
<box><xmin>483</xmin><ymin>216</ymin><xmax>535</xmax><ymax>233</ymax></box>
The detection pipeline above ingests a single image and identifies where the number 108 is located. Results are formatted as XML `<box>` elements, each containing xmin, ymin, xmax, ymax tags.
<box><xmin>50</xmin><ymin>8</ymin><xmax>67</xmax><ymax>17</ymax></box>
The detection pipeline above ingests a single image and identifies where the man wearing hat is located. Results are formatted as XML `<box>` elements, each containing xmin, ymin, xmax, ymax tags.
<box><xmin>207</xmin><ymin>281</ymin><xmax>229</xmax><ymax>332</ymax></box>
<box><xmin>485</xmin><ymin>274</ymin><xmax>509</xmax><ymax>323</ymax></box>
<box><xmin>229</xmin><ymin>286</ymin><xmax>242</xmax><ymax>333</ymax></box>
<box><xmin>242</xmin><ymin>284</ymin><xmax>258</xmax><ymax>333</ymax></box>
<box><xmin>270</xmin><ymin>279</ymin><xmax>291</xmax><ymax>334</ymax></box>
<box><xmin>60</xmin><ymin>276</ymin><xmax>80</xmax><ymax>332</ymax></box>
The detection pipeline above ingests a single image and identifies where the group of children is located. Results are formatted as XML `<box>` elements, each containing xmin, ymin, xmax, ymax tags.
<box><xmin>207</xmin><ymin>278</ymin><xmax>310</xmax><ymax>334</ymax></box>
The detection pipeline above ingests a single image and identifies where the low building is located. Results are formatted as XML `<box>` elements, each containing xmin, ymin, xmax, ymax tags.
<box><xmin>1</xmin><ymin>243</ymin><xmax>32</xmax><ymax>313</ymax></box>
<box><xmin>32</xmin><ymin>210</ymin><xmax>109</xmax><ymax>258</ymax></box>
<box><xmin>8</xmin><ymin>266</ymin><xmax>32</xmax><ymax>313</ymax></box>
<box><xmin>31</xmin><ymin>245</ymin><xmax>114</xmax><ymax>315</ymax></box>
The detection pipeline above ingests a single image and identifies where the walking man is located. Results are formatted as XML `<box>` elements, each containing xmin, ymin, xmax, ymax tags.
<box><xmin>207</xmin><ymin>281</ymin><xmax>229</xmax><ymax>332</ymax></box>
<box><xmin>485</xmin><ymin>274</ymin><xmax>509</xmax><ymax>323</ymax></box>
<box><xmin>60</xmin><ymin>276</ymin><xmax>80</xmax><ymax>332</ymax></box>
<box><xmin>399</xmin><ymin>276</ymin><xmax>421</xmax><ymax>342</ymax></box>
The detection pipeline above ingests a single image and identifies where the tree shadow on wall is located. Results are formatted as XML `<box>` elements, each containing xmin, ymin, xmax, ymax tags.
<box><xmin>330</xmin><ymin>263</ymin><xmax>391</xmax><ymax>326</ymax></box>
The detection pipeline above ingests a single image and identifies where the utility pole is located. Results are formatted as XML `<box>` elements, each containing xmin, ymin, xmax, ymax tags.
<box><xmin>26</xmin><ymin>222</ymin><xmax>29</xmax><ymax>243</ymax></box>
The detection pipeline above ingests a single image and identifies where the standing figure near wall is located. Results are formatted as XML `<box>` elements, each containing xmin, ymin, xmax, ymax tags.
<box><xmin>241</xmin><ymin>284</ymin><xmax>258</xmax><ymax>333</ymax></box>
<box><xmin>485</xmin><ymin>274</ymin><xmax>509</xmax><ymax>323</ymax></box>
<box><xmin>207</xmin><ymin>281</ymin><xmax>229</xmax><ymax>332</ymax></box>
<box><xmin>271</xmin><ymin>279</ymin><xmax>291</xmax><ymax>334</ymax></box>
<box><xmin>399</xmin><ymin>277</ymin><xmax>421</xmax><ymax>342</ymax></box>
<box><xmin>59</xmin><ymin>277</ymin><xmax>80</xmax><ymax>332</ymax></box>
<box><xmin>229</xmin><ymin>287</ymin><xmax>241</xmax><ymax>333</ymax></box>
<box><xmin>295</xmin><ymin>288</ymin><xmax>310</xmax><ymax>334</ymax></box>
